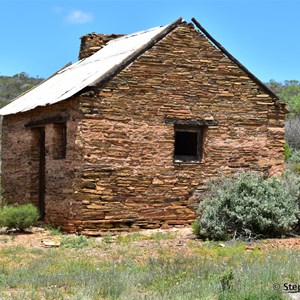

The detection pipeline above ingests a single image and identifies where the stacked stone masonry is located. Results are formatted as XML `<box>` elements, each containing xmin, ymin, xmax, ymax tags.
<box><xmin>79</xmin><ymin>33</ymin><xmax>124</xmax><ymax>60</ymax></box>
<box><xmin>1</xmin><ymin>23</ymin><xmax>285</xmax><ymax>234</ymax></box>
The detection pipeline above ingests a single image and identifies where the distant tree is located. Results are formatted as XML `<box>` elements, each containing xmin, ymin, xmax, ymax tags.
<box><xmin>266</xmin><ymin>80</ymin><xmax>300</xmax><ymax>115</ymax></box>
<box><xmin>13</xmin><ymin>72</ymin><xmax>29</xmax><ymax>79</ymax></box>
<box><xmin>266</xmin><ymin>80</ymin><xmax>300</xmax><ymax>150</ymax></box>
<box><xmin>267</xmin><ymin>79</ymin><xmax>283</xmax><ymax>95</ymax></box>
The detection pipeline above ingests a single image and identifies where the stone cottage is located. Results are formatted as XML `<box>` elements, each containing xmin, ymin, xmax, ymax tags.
<box><xmin>0</xmin><ymin>18</ymin><xmax>286</xmax><ymax>234</ymax></box>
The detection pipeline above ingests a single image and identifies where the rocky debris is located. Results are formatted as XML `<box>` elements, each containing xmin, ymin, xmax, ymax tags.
<box><xmin>41</xmin><ymin>240</ymin><xmax>61</xmax><ymax>247</ymax></box>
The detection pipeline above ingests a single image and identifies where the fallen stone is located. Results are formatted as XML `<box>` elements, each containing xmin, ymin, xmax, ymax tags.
<box><xmin>42</xmin><ymin>240</ymin><xmax>61</xmax><ymax>247</ymax></box>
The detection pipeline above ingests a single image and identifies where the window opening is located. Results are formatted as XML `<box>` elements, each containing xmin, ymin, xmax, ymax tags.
<box><xmin>52</xmin><ymin>123</ymin><xmax>67</xmax><ymax>159</ymax></box>
<box><xmin>174</xmin><ymin>126</ymin><xmax>204</xmax><ymax>162</ymax></box>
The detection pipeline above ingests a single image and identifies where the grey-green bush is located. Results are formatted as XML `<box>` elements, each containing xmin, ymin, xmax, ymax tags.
<box><xmin>286</xmin><ymin>148</ymin><xmax>300</xmax><ymax>175</ymax></box>
<box><xmin>286</xmin><ymin>115</ymin><xmax>300</xmax><ymax>150</ymax></box>
<box><xmin>0</xmin><ymin>203</ymin><xmax>39</xmax><ymax>231</ymax></box>
<box><xmin>194</xmin><ymin>172</ymin><xmax>299</xmax><ymax>240</ymax></box>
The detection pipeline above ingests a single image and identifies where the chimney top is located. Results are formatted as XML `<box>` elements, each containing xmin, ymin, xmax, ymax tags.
<box><xmin>78</xmin><ymin>33</ymin><xmax>124</xmax><ymax>60</ymax></box>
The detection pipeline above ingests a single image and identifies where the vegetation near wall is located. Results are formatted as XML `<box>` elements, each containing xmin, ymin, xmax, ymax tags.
<box><xmin>194</xmin><ymin>171</ymin><xmax>300</xmax><ymax>241</ymax></box>
<box><xmin>0</xmin><ymin>203</ymin><xmax>39</xmax><ymax>232</ymax></box>
<box><xmin>269</xmin><ymin>81</ymin><xmax>300</xmax><ymax>178</ymax></box>
<box><xmin>266</xmin><ymin>80</ymin><xmax>300</xmax><ymax>152</ymax></box>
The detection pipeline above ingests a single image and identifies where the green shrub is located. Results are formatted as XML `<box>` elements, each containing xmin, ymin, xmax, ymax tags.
<box><xmin>284</xmin><ymin>143</ymin><xmax>292</xmax><ymax>161</ymax></box>
<box><xmin>0</xmin><ymin>203</ymin><xmax>39</xmax><ymax>231</ymax></box>
<box><xmin>220</xmin><ymin>268</ymin><xmax>235</xmax><ymax>291</ymax></box>
<box><xmin>194</xmin><ymin>172</ymin><xmax>299</xmax><ymax>240</ymax></box>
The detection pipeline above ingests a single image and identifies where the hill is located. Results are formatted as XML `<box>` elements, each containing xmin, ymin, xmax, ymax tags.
<box><xmin>0</xmin><ymin>73</ymin><xmax>43</xmax><ymax>108</ymax></box>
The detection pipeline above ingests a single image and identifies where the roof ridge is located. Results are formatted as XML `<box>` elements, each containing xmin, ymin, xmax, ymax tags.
<box><xmin>106</xmin><ymin>25</ymin><xmax>169</xmax><ymax>45</ymax></box>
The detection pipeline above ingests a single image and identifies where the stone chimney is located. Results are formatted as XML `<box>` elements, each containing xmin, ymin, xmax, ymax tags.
<box><xmin>79</xmin><ymin>33</ymin><xmax>124</xmax><ymax>60</ymax></box>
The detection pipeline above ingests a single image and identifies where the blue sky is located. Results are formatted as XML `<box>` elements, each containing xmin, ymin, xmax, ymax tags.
<box><xmin>0</xmin><ymin>0</ymin><xmax>299</xmax><ymax>83</ymax></box>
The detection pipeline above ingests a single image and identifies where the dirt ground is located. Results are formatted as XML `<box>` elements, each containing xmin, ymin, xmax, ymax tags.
<box><xmin>1</xmin><ymin>226</ymin><xmax>300</xmax><ymax>252</ymax></box>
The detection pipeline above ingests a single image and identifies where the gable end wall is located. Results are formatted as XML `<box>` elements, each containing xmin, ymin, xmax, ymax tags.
<box><xmin>75</xmin><ymin>24</ymin><xmax>285</xmax><ymax>234</ymax></box>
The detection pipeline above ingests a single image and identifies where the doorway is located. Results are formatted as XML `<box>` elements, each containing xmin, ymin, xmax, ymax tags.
<box><xmin>37</xmin><ymin>127</ymin><xmax>46</xmax><ymax>220</ymax></box>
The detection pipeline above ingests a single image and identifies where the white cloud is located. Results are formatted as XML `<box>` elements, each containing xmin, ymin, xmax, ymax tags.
<box><xmin>65</xmin><ymin>10</ymin><xmax>94</xmax><ymax>24</ymax></box>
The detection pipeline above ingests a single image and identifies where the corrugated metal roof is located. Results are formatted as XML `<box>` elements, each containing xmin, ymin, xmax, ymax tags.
<box><xmin>0</xmin><ymin>20</ymin><xmax>182</xmax><ymax>116</ymax></box>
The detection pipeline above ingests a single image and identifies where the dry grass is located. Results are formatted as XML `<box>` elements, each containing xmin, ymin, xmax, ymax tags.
<box><xmin>0</xmin><ymin>227</ymin><xmax>299</xmax><ymax>299</ymax></box>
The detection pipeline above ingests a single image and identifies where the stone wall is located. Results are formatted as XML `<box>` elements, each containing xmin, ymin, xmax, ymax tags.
<box><xmin>1</xmin><ymin>99</ymin><xmax>84</xmax><ymax>232</ymax></box>
<box><xmin>76</xmin><ymin>23</ymin><xmax>286</xmax><ymax>235</ymax></box>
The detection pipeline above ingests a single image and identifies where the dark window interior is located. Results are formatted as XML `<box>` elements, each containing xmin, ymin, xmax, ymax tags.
<box><xmin>175</xmin><ymin>131</ymin><xmax>198</xmax><ymax>156</ymax></box>
<box><xmin>174</xmin><ymin>126</ymin><xmax>204</xmax><ymax>162</ymax></box>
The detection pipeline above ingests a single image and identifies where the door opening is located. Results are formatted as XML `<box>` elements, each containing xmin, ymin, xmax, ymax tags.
<box><xmin>38</xmin><ymin>127</ymin><xmax>46</xmax><ymax>220</ymax></box>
